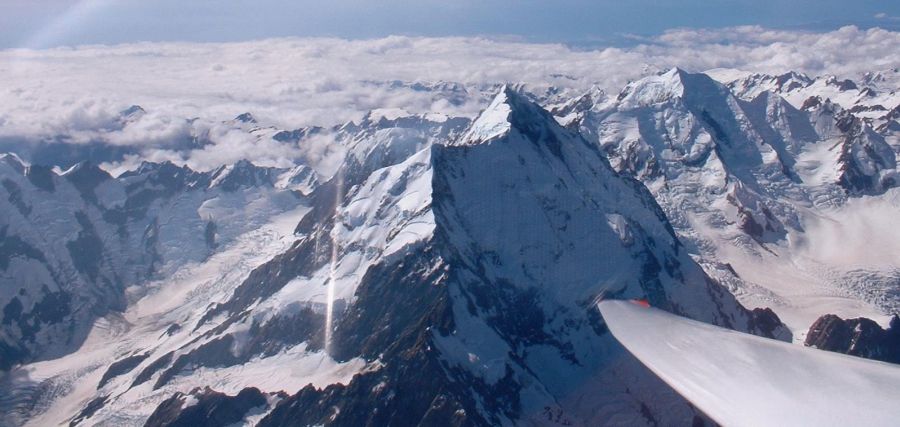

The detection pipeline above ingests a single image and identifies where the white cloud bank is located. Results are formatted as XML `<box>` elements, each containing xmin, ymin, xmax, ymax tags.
<box><xmin>0</xmin><ymin>25</ymin><xmax>898</xmax><ymax>169</ymax></box>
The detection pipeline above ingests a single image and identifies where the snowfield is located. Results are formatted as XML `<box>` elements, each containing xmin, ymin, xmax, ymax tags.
<box><xmin>598</xmin><ymin>300</ymin><xmax>900</xmax><ymax>427</ymax></box>
<box><xmin>1</xmin><ymin>206</ymin><xmax>368</xmax><ymax>427</ymax></box>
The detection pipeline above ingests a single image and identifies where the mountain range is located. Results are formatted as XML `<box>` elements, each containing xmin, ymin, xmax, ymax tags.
<box><xmin>1</xmin><ymin>67</ymin><xmax>898</xmax><ymax>426</ymax></box>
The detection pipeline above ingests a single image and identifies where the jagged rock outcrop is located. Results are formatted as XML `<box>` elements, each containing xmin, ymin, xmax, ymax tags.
<box><xmin>805</xmin><ymin>314</ymin><xmax>900</xmax><ymax>364</ymax></box>
<box><xmin>143</xmin><ymin>387</ymin><xmax>273</xmax><ymax>427</ymax></box>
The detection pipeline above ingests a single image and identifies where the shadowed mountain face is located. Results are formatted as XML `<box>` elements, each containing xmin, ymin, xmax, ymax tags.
<box><xmin>1</xmin><ymin>67</ymin><xmax>898</xmax><ymax>426</ymax></box>
<box><xmin>148</xmin><ymin>88</ymin><xmax>783</xmax><ymax>426</ymax></box>
<box><xmin>0</xmin><ymin>155</ymin><xmax>307</xmax><ymax>371</ymax></box>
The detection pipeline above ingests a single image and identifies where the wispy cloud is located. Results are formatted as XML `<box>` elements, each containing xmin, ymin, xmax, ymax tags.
<box><xmin>874</xmin><ymin>12</ymin><xmax>900</xmax><ymax>21</ymax></box>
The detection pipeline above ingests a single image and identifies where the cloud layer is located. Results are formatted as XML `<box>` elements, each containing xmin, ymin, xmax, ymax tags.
<box><xmin>1</xmin><ymin>25</ymin><xmax>898</xmax><ymax>170</ymax></box>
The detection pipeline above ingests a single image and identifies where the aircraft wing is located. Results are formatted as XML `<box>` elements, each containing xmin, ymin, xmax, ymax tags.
<box><xmin>597</xmin><ymin>300</ymin><xmax>900</xmax><ymax>427</ymax></box>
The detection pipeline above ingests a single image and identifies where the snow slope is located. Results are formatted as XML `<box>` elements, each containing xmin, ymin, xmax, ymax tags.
<box><xmin>0</xmin><ymin>206</ymin><xmax>368</xmax><ymax>427</ymax></box>
<box><xmin>569</xmin><ymin>68</ymin><xmax>900</xmax><ymax>337</ymax></box>
<box><xmin>598</xmin><ymin>300</ymin><xmax>900</xmax><ymax>427</ymax></box>
<box><xmin>0</xmin><ymin>109</ymin><xmax>469</xmax><ymax>426</ymax></box>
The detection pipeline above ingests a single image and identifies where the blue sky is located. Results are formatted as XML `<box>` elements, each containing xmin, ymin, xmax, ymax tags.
<box><xmin>2</xmin><ymin>0</ymin><xmax>900</xmax><ymax>49</ymax></box>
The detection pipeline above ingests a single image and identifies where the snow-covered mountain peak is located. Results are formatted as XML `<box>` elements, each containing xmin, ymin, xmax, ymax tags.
<box><xmin>233</xmin><ymin>112</ymin><xmax>258</xmax><ymax>124</ymax></box>
<box><xmin>550</xmin><ymin>84</ymin><xmax>609</xmax><ymax>123</ymax></box>
<box><xmin>0</xmin><ymin>152</ymin><xmax>27</xmax><ymax>174</ymax></box>
<box><xmin>117</xmin><ymin>160</ymin><xmax>212</xmax><ymax>193</ymax></box>
<box><xmin>615</xmin><ymin>67</ymin><xmax>689</xmax><ymax>107</ymax></box>
<box><xmin>726</xmin><ymin>71</ymin><xmax>899</xmax><ymax>132</ymax></box>
<box><xmin>123</xmin><ymin>160</ymin><xmax>195</xmax><ymax>181</ymax></box>
<box><xmin>821</xmin><ymin>75</ymin><xmax>859</xmax><ymax>91</ymax></box>
<box><xmin>60</xmin><ymin>160</ymin><xmax>114</xmax><ymax>198</ymax></box>
<box><xmin>455</xmin><ymin>86</ymin><xmax>514</xmax><ymax>144</ymax></box>
<box><xmin>582</xmin><ymin>66</ymin><xmax>773</xmax><ymax>186</ymax></box>
<box><xmin>776</xmin><ymin>71</ymin><xmax>813</xmax><ymax>85</ymax></box>
<box><xmin>209</xmin><ymin>159</ymin><xmax>279</xmax><ymax>191</ymax></box>
<box><xmin>274</xmin><ymin>164</ymin><xmax>318</xmax><ymax>195</ymax></box>
<box><xmin>614</xmin><ymin>67</ymin><xmax>737</xmax><ymax>111</ymax></box>
<box><xmin>60</xmin><ymin>159</ymin><xmax>106</xmax><ymax>177</ymax></box>
<box><xmin>860</xmin><ymin>68</ymin><xmax>900</xmax><ymax>89</ymax></box>
<box><xmin>360</xmin><ymin>108</ymin><xmax>414</xmax><ymax>125</ymax></box>
<box><xmin>728</xmin><ymin>71</ymin><xmax>813</xmax><ymax>100</ymax></box>
<box><xmin>118</xmin><ymin>105</ymin><xmax>147</xmax><ymax>123</ymax></box>
<box><xmin>355</xmin><ymin>109</ymin><xmax>460</xmax><ymax>135</ymax></box>
<box><xmin>455</xmin><ymin>85</ymin><xmax>570</xmax><ymax>147</ymax></box>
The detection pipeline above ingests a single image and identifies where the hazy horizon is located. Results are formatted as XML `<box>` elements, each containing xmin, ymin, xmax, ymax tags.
<box><xmin>2</xmin><ymin>0</ymin><xmax>900</xmax><ymax>49</ymax></box>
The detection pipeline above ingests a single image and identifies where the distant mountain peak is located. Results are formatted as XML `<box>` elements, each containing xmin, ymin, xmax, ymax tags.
<box><xmin>119</xmin><ymin>105</ymin><xmax>146</xmax><ymax>119</ymax></box>
<box><xmin>727</xmin><ymin>71</ymin><xmax>814</xmax><ymax>100</ymax></box>
<box><xmin>234</xmin><ymin>112</ymin><xmax>257</xmax><ymax>124</ymax></box>
<box><xmin>60</xmin><ymin>160</ymin><xmax>112</xmax><ymax>183</ymax></box>
<box><xmin>822</xmin><ymin>76</ymin><xmax>859</xmax><ymax>91</ymax></box>
<box><xmin>0</xmin><ymin>152</ymin><xmax>27</xmax><ymax>174</ymax></box>
<box><xmin>616</xmin><ymin>67</ymin><xmax>689</xmax><ymax>107</ymax></box>
<box><xmin>615</xmin><ymin>67</ymin><xmax>729</xmax><ymax>110</ymax></box>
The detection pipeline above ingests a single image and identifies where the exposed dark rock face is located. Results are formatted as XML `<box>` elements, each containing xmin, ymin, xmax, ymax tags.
<box><xmin>143</xmin><ymin>218</ymin><xmax>162</xmax><ymax>275</ymax></box>
<box><xmin>63</xmin><ymin>162</ymin><xmax>112</xmax><ymax>205</ymax></box>
<box><xmin>149</xmin><ymin>307</ymin><xmax>325</xmax><ymax>390</ymax></box>
<box><xmin>0</xmin><ymin>139</ymin><xmax>143</xmax><ymax>170</ymax></box>
<box><xmin>25</xmin><ymin>165</ymin><xmax>56</xmax><ymax>192</ymax></box>
<box><xmin>144</xmin><ymin>387</ymin><xmax>269</xmax><ymax>427</ymax></box>
<box><xmin>2</xmin><ymin>178</ymin><xmax>31</xmax><ymax>217</ymax></box>
<box><xmin>260</xmin><ymin>353</ymin><xmax>484</xmax><ymax>427</ymax></box>
<box><xmin>273</xmin><ymin>126</ymin><xmax>323</xmax><ymax>143</ymax></box>
<box><xmin>197</xmin><ymin>235</ymin><xmax>324</xmax><ymax>328</ymax></box>
<box><xmin>98</xmin><ymin>353</ymin><xmax>150</xmax><ymax>388</ymax></box>
<box><xmin>331</xmin><ymin>245</ymin><xmax>451</xmax><ymax>362</ymax></box>
<box><xmin>66</xmin><ymin>212</ymin><xmax>106</xmax><ymax>281</ymax></box>
<box><xmin>800</xmin><ymin>95</ymin><xmax>823</xmax><ymax>110</ymax></box>
<box><xmin>154</xmin><ymin>337</ymin><xmax>239</xmax><ymax>390</ymax></box>
<box><xmin>209</xmin><ymin>160</ymin><xmax>279</xmax><ymax>192</ymax></box>
<box><xmin>242</xmin><ymin>308</ymin><xmax>325</xmax><ymax>357</ymax></box>
<box><xmin>204</xmin><ymin>219</ymin><xmax>217</xmax><ymax>251</ymax></box>
<box><xmin>749</xmin><ymin>307</ymin><xmax>792</xmax><ymax>342</ymax></box>
<box><xmin>805</xmin><ymin>314</ymin><xmax>900</xmax><ymax>363</ymax></box>
<box><xmin>1</xmin><ymin>285</ymin><xmax>72</xmax><ymax>369</ymax></box>
<box><xmin>10</xmin><ymin>288</ymin><xmax>71</xmax><ymax>331</ymax></box>
<box><xmin>0</xmin><ymin>225</ymin><xmax>45</xmax><ymax>270</ymax></box>
<box><xmin>234</xmin><ymin>112</ymin><xmax>257</xmax><ymax>124</ymax></box>
<box><xmin>833</xmin><ymin>79</ymin><xmax>859</xmax><ymax>91</ymax></box>
<box><xmin>131</xmin><ymin>352</ymin><xmax>175</xmax><ymax>388</ymax></box>
<box><xmin>70</xmin><ymin>395</ymin><xmax>109</xmax><ymax>426</ymax></box>
<box><xmin>257</xmin><ymin>244</ymin><xmax>499</xmax><ymax>427</ymax></box>
<box><xmin>833</xmin><ymin>112</ymin><xmax>897</xmax><ymax>195</ymax></box>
